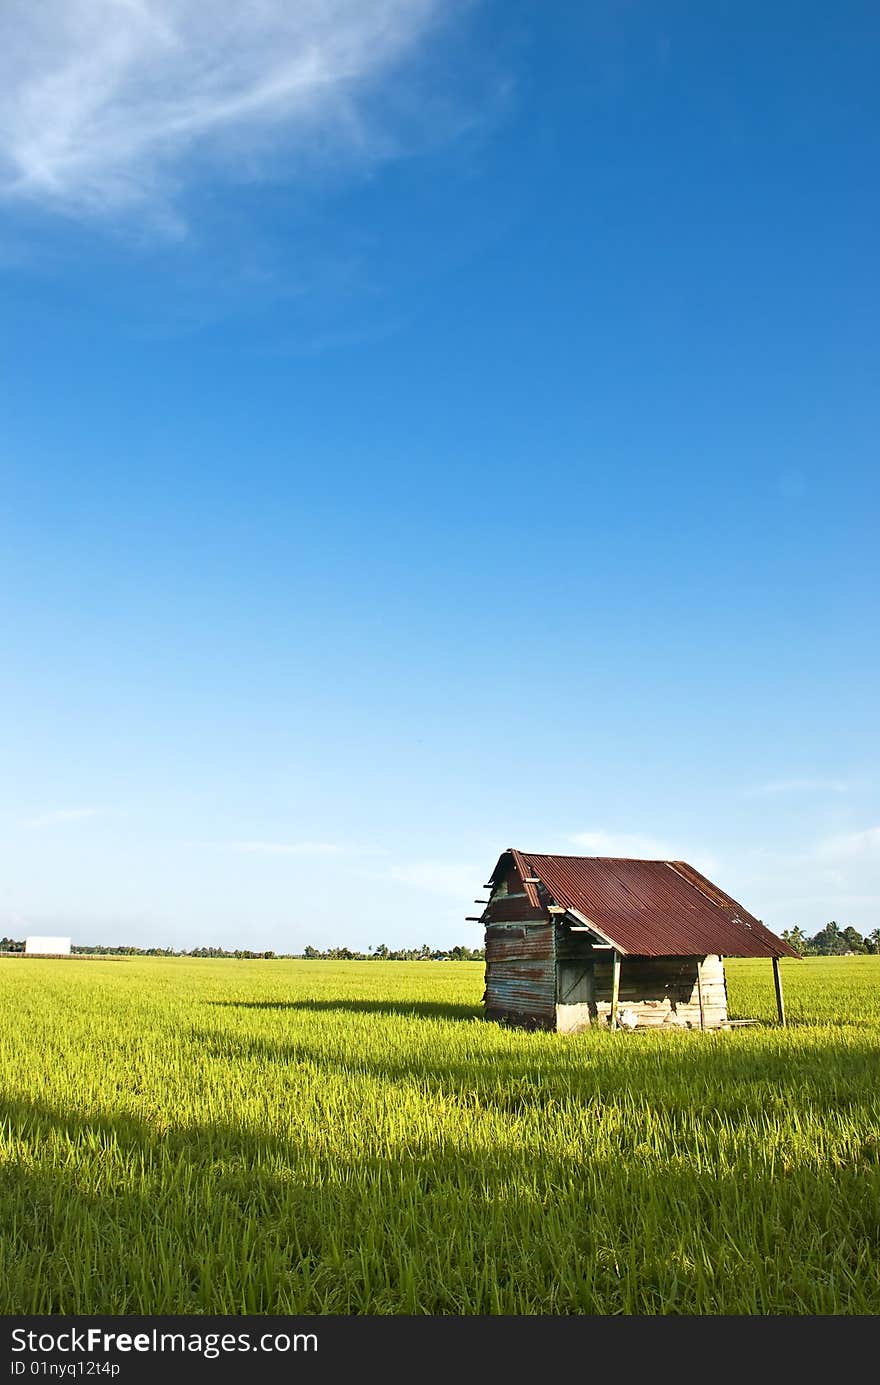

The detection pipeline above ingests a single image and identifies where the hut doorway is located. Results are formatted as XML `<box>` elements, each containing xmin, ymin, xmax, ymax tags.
<box><xmin>556</xmin><ymin>959</ymin><xmax>595</xmax><ymax>1033</ymax></box>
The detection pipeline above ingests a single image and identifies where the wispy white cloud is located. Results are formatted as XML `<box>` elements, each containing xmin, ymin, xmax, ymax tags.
<box><xmin>726</xmin><ymin>827</ymin><xmax>880</xmax><ymax>930</ymax></box>
<box><xmin>567</xmin><ymin>830</ymin><xmax>719</xmax><ymax>877</ymax></box>
<box><xmin>22</xmin><ymin>807</ymin><xmax>102</xmax><ymax>829</ymax></box>
<box><xmin>0</xmin><ymin>1</ymin><xmax>454</xmax><ymax>223</ymax></box>
<box><xmin>745</xmin><ymin>776</ymin><xmax>849</xmax><ymax>797</ymax></box>
<box><xmin>228</xmin><ymin>840</ymin><xmax>381</xmax><ymax>857</ymax></box>
<box><xmin>389</xmin><ymin>860</ymin><xmax>482</xmax><ymax>900</ymax></box>
<box><xmin>569</xmin><ymin>829</ymin><xmax>672</xmax><ymax>858</ymax></box>
<box><xmin>816</xmin><ymin>826</ymin><xmax>880</xmax><ymax>861</ymax></box>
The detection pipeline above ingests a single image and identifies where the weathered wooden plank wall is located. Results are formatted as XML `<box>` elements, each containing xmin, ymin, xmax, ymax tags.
<box><xmin>589</xmin><ymin>953</ymin><xmax>728</xmax><ymax>1029</ymax></box>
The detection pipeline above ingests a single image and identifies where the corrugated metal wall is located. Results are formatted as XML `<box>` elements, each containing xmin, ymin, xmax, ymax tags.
<box><xmin>484</xmin><ymin>924</ymin><xmax>556</xmax><ymax>1029</ymax></box>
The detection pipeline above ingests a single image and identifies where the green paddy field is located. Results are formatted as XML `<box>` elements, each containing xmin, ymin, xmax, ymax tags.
<box><xmin>1</xmin><ymin>955</ymin><xmax>878</xmax><ymax>1314</ymax></box>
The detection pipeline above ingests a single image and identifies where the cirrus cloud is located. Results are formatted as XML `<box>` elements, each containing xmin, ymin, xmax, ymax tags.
<box><xmin>228</xmin><ymin>840</ymin><xmax>385</xmax><ymax>858</ymax></box>
<box><xmin>22</xmin><ymin>807</ymin><xmax>102</xmax><ymax>829</ymax></box>
<box><xmin>816</xmin><ymin>826</ymin><xmax>880</xmax><ymax>861</ymax></box>
<box><xmin>568</xmin><ymin>830</ymin><xmax>719</xmax><ymax>877</ymax></box>
<box><xmin>745</xmin><ymin>776</ymin><xmax>850</xmax><ymax>798</ymax></box>
<box><xmin>0</xmin><ymin>0</ymin><xmax>460</xmax><ymax>224</ymax></box>
<box><xmin>389</xmin><ymin>860</ymin><xmax>482</xmax><ymax>899</ymax></box>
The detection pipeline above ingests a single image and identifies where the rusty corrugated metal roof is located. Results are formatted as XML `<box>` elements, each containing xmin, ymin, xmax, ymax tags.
<box><xmin>489</xmin><ymin>849</ymin><xmax>798</xmax><ymax>959</ymax></box>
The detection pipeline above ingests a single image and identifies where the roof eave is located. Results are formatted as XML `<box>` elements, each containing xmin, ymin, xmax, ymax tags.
<box><xmin>566</xmin><ymin>909</ymin><xmax>630</xmax><ymax>955</ymax></box>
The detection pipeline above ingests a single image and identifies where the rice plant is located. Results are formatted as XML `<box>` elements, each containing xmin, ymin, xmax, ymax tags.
<box><xmin>1</xmin><ymin>955</ymin><xmax>878</xmax><ymax>1314</ymax></box>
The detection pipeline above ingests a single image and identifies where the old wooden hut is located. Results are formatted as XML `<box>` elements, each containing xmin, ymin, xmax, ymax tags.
<box><xmin>476</xmin><ymin>849</ymin><xmax>798</xmax><ymax>1031</ymax></box>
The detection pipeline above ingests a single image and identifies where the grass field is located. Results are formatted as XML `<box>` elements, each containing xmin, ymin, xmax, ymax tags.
<box><xmin>1</xmin><ymin>955</ymin><xmax>879</xmax><ymax>1314</ymax></box>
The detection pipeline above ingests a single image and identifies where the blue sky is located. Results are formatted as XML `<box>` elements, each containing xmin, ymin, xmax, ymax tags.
<box><xmin>1</xmin><ymin>2</ymin><xmax>878</xmax><ymax>951</ymax></box>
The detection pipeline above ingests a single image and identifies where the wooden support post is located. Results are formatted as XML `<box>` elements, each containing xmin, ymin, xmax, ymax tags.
<box><xmin>609</xmin><ymin>950</ymin><xmax>621</xmax><ymax>1030</ymax></box>
<box><xmin>772</xmin><ymin>955</ymin><xmax>786</xmax><ymax>1028</ymax></box>
<box><xmin>696</xmin><ymin>958</ymin><xmax>706</xmax><ymax>1031</ymax></box>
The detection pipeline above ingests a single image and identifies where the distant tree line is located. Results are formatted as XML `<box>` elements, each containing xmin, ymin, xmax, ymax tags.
<box><xmin>781</xmin><ymin>921</ymin><xmax>880</xmax><ymax>956</ymax></box>
<box><xmin>6</xmin><ymin>926</ymin><xmax>880</xmax><ymax>959</ymax></box>
<box><xmin>6</xmin><ymin>926</ymin><xmax>880</xmax><ymax>960</ymax></box>
<box><xmin>0</xmin><ymin>937</ymin><xmax>484</xmax><ymax>961</ymax></box>
<box><xmin>0</xmin><ymin>940</ymin><xmax>280</xmax><ymax>958</ymax></box>
<box><xmin>301</xmin><ymin>943</ymin><xmax>485</xmax><ymax>961</ymax></box>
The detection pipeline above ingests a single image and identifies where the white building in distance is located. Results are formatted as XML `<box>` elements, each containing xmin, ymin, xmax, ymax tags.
<box><xmin>24</xmin><ymin>936</ymin><xmax>72</xmax><ymax>956</ymax></box>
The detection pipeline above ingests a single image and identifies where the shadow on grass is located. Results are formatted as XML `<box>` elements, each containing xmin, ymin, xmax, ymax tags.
<box><xmin>207</xmin><ymin>997</ymin><xmax>481</xmax><ymax>1022</ymax></box>
<box><xmin>191</xmin><ymin>1021</ymin><xmax>880</xmax><ymax>1126</ymax></box>
<box><xmin>1</xmin><ymin>1088</ymin><xmax>878</xmax><ymax>1316</ymax></box>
